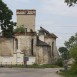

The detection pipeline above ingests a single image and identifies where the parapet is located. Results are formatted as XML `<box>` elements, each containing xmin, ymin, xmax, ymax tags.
<box><xmin>16</xmin><ymin>9</ymin><xmax>36</xmax><ymax>15</ymax></box>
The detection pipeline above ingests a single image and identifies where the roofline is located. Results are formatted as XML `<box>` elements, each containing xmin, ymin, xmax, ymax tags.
<box><xmin>39</xmin><ymin>26</ymin><xmax>58</xmax><ymax>38</ymax></box>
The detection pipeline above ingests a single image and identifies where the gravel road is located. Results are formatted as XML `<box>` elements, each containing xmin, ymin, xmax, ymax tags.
<box><xmin>0</xmin><ymin>68</ymin><xmax>62</xmax><ymax>77</ymax></box>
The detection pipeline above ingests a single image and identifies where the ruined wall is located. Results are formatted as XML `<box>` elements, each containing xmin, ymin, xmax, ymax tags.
<box><xmin>0</xmin><ymin>37</ymin><xmax>24</xmax><ymax>65</ymax></box>
<box><xmin>44</xmin><ymin>37</ymin><xmax>59</xmax><ymax>60</ymax></box>
<box><xmin>36</xmin><ymin>46</ymin><xmax>51</xmax><ymax>64</ymax></box>
<box><xmin>39</xmin><ymin>35</ymin><xmax>45</xmax><ymax>41</ymax></box>
<box><xmin>0</xmin><ymin>53</ymin><xmax>24</xmax><ymax>65</ymax></box>
<box><xmin>0</xmin><ymin>38</ymin><xmax>14</xmax><ymax>56</ymax></box>
<box><xmin>15</xmin><ymin>35</ymin><xmax>37</xmax><ymax>56</ymax></box>
<box><xmin>16</xmin><ymin>10</ymin><xmax>36</xmax><ymax>32</ymax></box>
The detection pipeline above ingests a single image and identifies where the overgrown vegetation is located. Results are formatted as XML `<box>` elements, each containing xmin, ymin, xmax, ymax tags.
<box><xmin>60</xmin><ymin>70</ymin><xmax>77</xmax><ymax>77</ymax></box>
<box><xmin>0</xmin><ymin>64</ymin><xmax>60</xmax><ymax>68</ymax></box>
<box><xmin>55</xmin><ymin>58</ymin><xmax>63</xmax><ymax>67</ymax></box>
<box><xmin>58</xmin><ymin>47</ymin><xmax>69</xmax><ymax>71</ymax></box>
<box><xmin>14</xmin><ymin>26</ymin><xmax>25</xmax><ymax>34</ymax></box>
<box><xmin>60</xmin><ymin>33</ymin><xmax>77</xmax><ymax>77</ymax></box>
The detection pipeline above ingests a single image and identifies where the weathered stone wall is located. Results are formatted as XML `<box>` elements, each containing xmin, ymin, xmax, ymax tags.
<box><xmin>44</xmin><ymin>37</ymin><xmax>59</xmax><ymax>60</ymax></box>
<box><xmin>36</xmin><ymin>46</ymin><xmax>51</xmax><ymax>64</ymax></box>
<box><xmin>0</xmin><ymin>38</ymin><xmax>14</xmax><ymax>56</ymax></box>
<box><xmin>15</xmin><ymin>35</ymin><xmax>37</xmax><ymax>56</ymax></box>
<box><xmin>0</xmin><ymin>37</ymin><xmax>24</xmax><ymax>65</ymax></box>
<box><xmin>15</xmin><ymin>35</ymin><xmax>32</xmax><ymax>56</ymax></box>
<box><xmin>32</xmin><ymin>36</ymin><xmax>37</xmax><ymax>56</ymax></box>
<box><xmin>16</xmin><ymin>10</ymin><xmax>36</xmax><ymax>32</ymax></box>
<box><xmin>39</xmin><ymin>35</ymin><xmax>45</xmax><ymax>41</ymax></box>
<box><xmin>0</xmin><ymin>52</ymin><xmax>24</xmax><ymax>65</ymax></box>
<box><xmin>43</xmin><ymin>46</ymin><xmax>51</xmax><ymax>64</ymax></box>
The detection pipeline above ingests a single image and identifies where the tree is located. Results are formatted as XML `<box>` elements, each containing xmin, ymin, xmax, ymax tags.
<box><xmin>64</xmin><ymin>33</ymin><xmax>77</xmax><ymax>72</ymax></box>
<box><xmin>59</xmin><ymin>47</ymin><xmax>69</xmax><ymax>70</ymax></box>
<box><xmin>64</xmin><ymin>33</ymin><xmax>77</xmax><ymax>49</ymax></box>
<box><xmin>59</xmin><ymin>47</ymin><xmax>68</xmax><ymax>60</ymax></box>
<box><xmin>0</xmin><ymin>0</ymin><xmax>15</xmax><ymax>38</ymax></box>
<box><xmin>70</xmin><ymin>45</ymin><xmax>77</xmax><ymax>63</ymax></box>
<box><xmin>65</xmin><ymin>0</ymin><xmax>77</xmax><ymax>6</ymax></box>
<box><xmin>70</xmin><ymin>45</ymin><xmax>77</xmax><ymax>74</ymax></box>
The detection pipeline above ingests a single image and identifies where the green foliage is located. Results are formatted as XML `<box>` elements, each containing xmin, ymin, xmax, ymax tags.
<box><xmin>26</xmin><ymin>64</ymin><xmax>60</xmax><ymax>68</ymax></box>
<box><xmin>64</xmin><ymin>33</ymin><xmax>77</xmax><ymax>49</ymax></box>
<box><xmin>64</xmin><ymin>35</ymin><xmax>77</xmax><ymax>74</ymax></box>
<box><xmin>67</xmin><ymin>45</ymin><xmax>77</xmax><ymax>74</ymax></box>
<box><xmin>40</xmin><ymin>64</ymin><xmax>60</xmax><ymax>68</ymax></box>
<box><xmin>0</xmin><ymin>63</ymin><xmax>61</xmax><ymax>68</ymax></box>
<box><xmin>55</xmin><ymin>58</ymin><xmax>63</xmax><ymax>67</ymax></box>
<box><xmin>60</xmin><ymin>70</ymin><xmax>77</xmax><ymax>77</ymax></box>
<box><xmin>65</xmin><ymin>0</ymin><xmax>77</xmax><ymax>6</ymax></box>
<box><xmin>59</xmin><ymin>47</ymin><xmax>68</xmax><ymax>53</ymax></box>
<box><xmin>14</xmin><ymin>26</ymin><xmax>25</xmax><ymax>34</ymax></box>
<box><xmin>0</xmin><ymin>0</ymin><xmax>15</xmax><ymax>37</ymax></box>
<box><xmin>70</xmin><ymin>45</ymin><xmax>77</xmax><ymax>62</ymax></box>
<box><xmin>70</xmin><ymin>64</ymin><xmax>77</xmax><ymax>74</ymax></box>
<box><xmin>59</xmin><ymin>47</ymin><xmax>68</xmax><ymax>60</ymax></box>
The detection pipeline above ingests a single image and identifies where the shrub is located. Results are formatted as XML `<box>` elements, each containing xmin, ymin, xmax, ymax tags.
<box><xmin>55</xmin><ymin>58</ymin><xmax>63</xmax><ymax>67</ymax></box>
<box><xmin>70</xmin><ymin>63</ymin><xmax>77</xmax><ymax>74</ymax></box>
<box><xmin>14</xmin><ymin>26</ymin><xmax>25</xmax><ymax>34</ymax></box>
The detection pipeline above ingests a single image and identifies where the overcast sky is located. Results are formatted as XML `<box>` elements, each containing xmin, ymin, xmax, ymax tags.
<box><xmin>3</xmin><ymin>0</ymin><xmax>77</xmax><ymax>48</ymax></box>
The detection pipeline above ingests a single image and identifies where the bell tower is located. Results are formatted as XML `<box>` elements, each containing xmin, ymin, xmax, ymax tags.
<box><xmin>16</xmin><ymin>9</ymin><xmax>36</xmax><ymax>32</ymax></box>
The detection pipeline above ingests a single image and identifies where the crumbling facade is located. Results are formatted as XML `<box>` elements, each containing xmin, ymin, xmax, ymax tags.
<box><xmin>0</xmin><ymin>9</ymin><xmax>59</xmax><ymax>65</ymax></box>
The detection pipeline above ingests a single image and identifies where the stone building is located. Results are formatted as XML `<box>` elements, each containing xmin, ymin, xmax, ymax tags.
<box><xmin>16</xmin><ymin>9</ymin><xmax>36</xmax><ymax>32</ymax></box>
<box><xmin>0</xmin><ymin>9</ymin><xmax>59</xmax><ymax>65</ymax></box>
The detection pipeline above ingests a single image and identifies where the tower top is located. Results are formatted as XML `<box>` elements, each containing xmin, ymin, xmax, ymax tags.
<box><xmin>16</xmin><ymin>9</ymin><xmax>36</xmax><ymax>15</ymax></box>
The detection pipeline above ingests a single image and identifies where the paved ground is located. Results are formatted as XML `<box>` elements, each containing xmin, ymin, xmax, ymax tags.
<box><xmin>0</xmin><ymin>68</ymin><xmax>62</xmax><ymax>77</ymax></box>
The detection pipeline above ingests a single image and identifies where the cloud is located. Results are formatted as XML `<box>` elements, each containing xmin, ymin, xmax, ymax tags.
<box><xmin>3</xmin><ymin>0</ymin><xmax>30</xmax><ymax>8</ymax></box>
<box><xmin>40</xmin><ymin>0</ymin><xmax>77</xmax><ymax>17</ymax></box>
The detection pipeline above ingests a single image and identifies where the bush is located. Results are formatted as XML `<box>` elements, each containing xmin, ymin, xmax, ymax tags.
<box><xmin>41</xmin><ymin>64</ymin><xmax>60</xmax><ymax>68</ymax></box>
<box><xmin>55</xmin><ymin>58</ymin><xmax>63</xmax><ymax>67</ymax></box>
<box><xmin>14</xmin><ymin>26</ymin><xmax>25</xmax><ymax>34</ymax></box>
<box><xmin>69</xmin><ymin>45</ymin><xmax>77</xmax><ymax>74</ymax></box>
<box><xmin>60</xmin><ymin>70</ymin><xmax>77</xmax><ymax>77</ymax></box>
<box><xmin>70</xmin><ymin>63</ymin><xmax>77</xmax><ymax>74</ymax></box>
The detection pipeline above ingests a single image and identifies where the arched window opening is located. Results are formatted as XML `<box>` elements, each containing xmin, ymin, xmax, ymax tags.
<box><xmin>52</xmin><ymin>42</ymin><xmax>54</xmax><ymax>57</ymax></box>
<box><xmin>15</xmin><ymin>39</ymin><xmax>18</xmax><ymax>50</ymax></box>
<box><xmin>31</xmin><ymin>39</ymin><xmax>34</xmax><ymax>56</ymax></box>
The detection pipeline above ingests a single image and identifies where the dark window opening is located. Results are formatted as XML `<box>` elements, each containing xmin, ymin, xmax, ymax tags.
<box><xmin>31</xmin><ymin>39</ymin><xmax>34</xmax><ymax>56</ymax></box>
<box><xmin>15</xmin><ymin>39</ymin><xmax>18</xmax><ymax>50</ymax></box>
<box><xmin>52</xmin><ymin>42</ymin><xmax>54</xmax><ymax>57</ymax></box>
<box><xmin>25</xmin><ymin>28</ymin><xmax>27</xmax><ymax>33</ymax></box>
<box><xmin>30</xmin><ymin>29</ymin><xmax>33</xmax><ymax>32</ymax></box>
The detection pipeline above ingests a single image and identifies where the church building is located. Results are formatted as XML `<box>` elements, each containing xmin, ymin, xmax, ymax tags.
<box><xmin>0</xmin><ymin>9</ymin><xmax>59</xmax><ymax>65</ymax></box>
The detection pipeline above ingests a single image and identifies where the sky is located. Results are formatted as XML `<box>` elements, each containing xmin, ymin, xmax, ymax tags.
<box><xmin>3</xmin><ymin>0</ymin><xmax>77</xmax><ymax>48</ymax></box>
